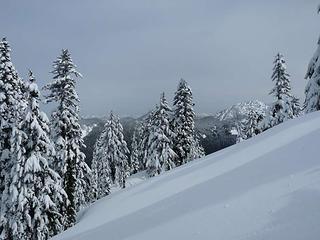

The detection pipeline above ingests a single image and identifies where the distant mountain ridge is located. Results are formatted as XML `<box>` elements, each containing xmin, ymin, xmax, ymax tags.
<box><xmin>80</xmin><ymin>100</ymin><xmax>268</xmax><ymax>165</ymax></box>
<box><xmin>214</xmin><ymin>100</ymin><xmax>269</xmax><ymax>121</ymax></box>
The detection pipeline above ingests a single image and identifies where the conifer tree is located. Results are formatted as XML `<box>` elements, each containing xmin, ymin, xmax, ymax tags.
<box><xmin>91</xmin><ymin>125</ymin><xmax>112</xmax><ymax>200</ymax></box>
<box><xmin>146</xmin><ymin>93</ymin><xmax>177</xmax><ymax>177</ymax></box>
<box><xmin>114</xmin><ymin>115</ymin><xmax>130</xmax><ymax>188</ymax></box>
<box><xmin>305</xmin><ymin>8</ymin><xmax>320</xmax><ymax>113</ymax></box>
<box><xmin>187</xmin><ymin>137</ymin><xmax>205</xmax><ymax>160</ymax></box>
<box><xmin>0</xmin><ymin>38</ymin><xmax>26</xmax><ymax>205</ymax></box>
<box><xmin>268</xmin><ymin>53</ymin><xmax>294</xmax><ymax>126</ymax></box>
<box><xmin>0</xmin><ymin>71</ymin><xmax>67</xmax><ymax>239</ymax></box>
<box><xmin>129</xmin><ymin>128</ymin><xmax>140</xmax><ymax>174</ymax></box>
<box><xmin>44</xmin><ymin>49</ymin><xmax>91</xmax><ymax>227</ymax></box>
<box><xmin>0</xmin><ymin>38</ymin><xmax>26</xmax><ymax>239</ymax></box>
<box><xmin>172</xmin><ymin>79</ymin><xmax>201</xmax><ymax>165</ymax></box>
<box><xmin>291</xmin><ymin>96</ymin><xmax>301</xmax><ymax>117</ymax></box>
<box><xmin>139</xmin><ymin>111</ymin><xmax>155</xmax><ymax>169</ymax></box>
<box><xmin>235</xmin><ymin>120</ymin><xmax>246</xmax><ymax>143</ymax></box>
<box><xmin>243</xmin><ymin>108</ymin><xmax>263</xmax><ymax>139</ymax></box>
<box><xmin>91</xmin><ymin>112</ymin><xmax>129</xmax><ymax>198</ymax></box>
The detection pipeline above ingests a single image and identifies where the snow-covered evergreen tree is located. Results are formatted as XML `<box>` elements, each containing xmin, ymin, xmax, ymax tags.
<box><xmin>129</xmin><ymin>128</ymin><xmax>140</xmax><ymax>174</ymax></box>
<box><xmin>187</xmin><ymin>137</ymin><xmax>205</xmax><ymax>160</ymax></box>
<box><xmin>243</xmin><ymin>108</ymin><xmax>264</xmax><ymax>139</ymax></box>
<box><xmin>172</xmin><ymin>79</ymin><xmax>201</xmax><ymax>165</ymax></box>
<box><xmin>305</xmin><ymin>9</ymin><xmax>320</xmax><ymax>113</ymax></box>
<box><xmin>235</xmin><ymin>120</ymin><xmax>246</xmax><ymax>143</ymax></box>
<box><xmin>291</xmin><ymin>96</ymin><xmax>301</xmax><ymax>117</ymax></box>
<box><xmin>268</xmin><ymin>53</ymin><xmax>294</xmax><ymax>126</ymax></box>
<box><xmin>0</xmin><ymin>71</ymin><xmax>67</xmax><ymax>239</ymax></box>
<box><xmin>91</xmin><ymin>112</ymin><xmax>129</xmax><ymax>198</ymax></box>
<box><xmin>139</xmin><ymin>111</ymin><xmax>155</xmax><ymax>169</ymax></box>
<box><xmin>0</xmin><ymin>121</ymin><xmax>28</xmax><ymax>240</ymax></box>
<box><xmin>146</xmin><ymin>93</ymin><xmax>177</xmax><ymax>177</ymax></box>
<box><xmin>0</xmin><ymin>38</ymin><xmax>26</xmax><ymax>206</ymax></box>
<box><xmin>114</xmin><ymin>115</ymin><xmax>130</xmax><ymax>188</ymax></box>
<box><xmin>91</xmin><ymin>125</ymin><xmax>112</xmax><ymax>200</ymax></box>
<box><xmin>44</xmin><ymin>49</ymin><xmax>91</xmax><ymax>227</ymax></box>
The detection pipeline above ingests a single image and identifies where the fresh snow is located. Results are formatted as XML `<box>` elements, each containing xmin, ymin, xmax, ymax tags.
<box><xmin>54</xmin><ymin>112</ymin><xmax>320</xmax><ymax>240</ymax></box>
<box><xmin>110</xmin><ymin>171</ymin><xmax>148</xmax><ymax>194</ymax></box>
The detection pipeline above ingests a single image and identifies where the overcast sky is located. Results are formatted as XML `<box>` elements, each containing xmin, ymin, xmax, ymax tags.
<box><xmin>0</xmin><ymin>0</ymin><xmax>319</xmax><ymax>117</ymax></box>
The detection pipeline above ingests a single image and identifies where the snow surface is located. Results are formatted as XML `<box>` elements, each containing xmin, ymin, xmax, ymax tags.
<box><xmin>54</xmin><ymin>112</ymin><xmax>320</xmax><ymax>240</ymax></box>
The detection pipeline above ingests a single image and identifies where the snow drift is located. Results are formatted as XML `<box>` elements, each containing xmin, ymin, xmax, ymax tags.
<box><xmin>54</xmin><ymin>112</ymin><xmax>320</xmax><ymax>240</ymax></box>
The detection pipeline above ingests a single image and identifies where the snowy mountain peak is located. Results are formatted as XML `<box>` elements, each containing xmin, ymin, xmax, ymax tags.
<box><xmin>215</xmin><ymin>100</ymin><xmax>269</xmax><ymax>121</ymax></box>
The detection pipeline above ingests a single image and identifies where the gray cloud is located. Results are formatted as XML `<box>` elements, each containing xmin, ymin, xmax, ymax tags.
<box><xmin>0</xmin><ymin>0</ymin><xmax>318</xmax><ymax>117</ymax></box>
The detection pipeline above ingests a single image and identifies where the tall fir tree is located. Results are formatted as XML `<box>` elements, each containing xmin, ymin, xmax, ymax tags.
<box><xmin>1</xmin><ymin>71</ymin><xmax>67</xmax><ymax>239</ymax></box>
<box><xmin>146</xmin><ymin>93</ymin><xmax>177</xmax><ymax>177</ymax></box>
<box><xmin>91</xmin><ymin>124</ymin><xmax>112</xmax><ymax>200</ymax></box>
<box><xmin>129</xmin><ymin>128</ymin><xmax>140</xmax><ymax>174</ymax></box>
<box><xmin>139</xmin><ymin>111</ymin><xmax>155</xmax><ymax>169</ymax></box>
<box><xmin>243</xmin><ymin>108</ymin><xmax>263</xmax><ymax>139</ymax></box>
<box><xmin>172</xmin><ymin>79</ymin><xmax>201</xmax><ymax>165</ymax></box>
<box><xmin>114</xmin><ymin>115</ymin><xmax>130</xmax><ymax>188</ymax></box>
<box><xmin>0</xmin><ymin>38</ymin><xmax>27</xmax><ymax>239</ymax></box>
<box><xmin>0</xmin><ymin>38</ymin><xmax>26</xmax><ymax>207</ymax></box>
<box><xmin>91</xmin><ymin>112</ymin><xmax>129</xmax><ymax>199</ymax></box>
<box><xmin>268</xmin><ymin>53</ymin><xmax>295</xmax><ymax>126</ymax></box>
<box><xmin>44</xmin><ymin>49</ymin><xmax>91</xmax><ymax>227</ymax></box>
<box><xmin>235</xmin><ymin>120</ymin><xmax>246</xmax><ymax>143</ymax></box>
<box><xmin>305</xmin><ymin>8</ymin><xmax>320</xmax><ymax>113</ymax></box>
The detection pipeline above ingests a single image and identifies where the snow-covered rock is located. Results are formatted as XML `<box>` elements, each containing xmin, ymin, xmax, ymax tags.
<box><xmin>54</xmin><ymin>112</ymin><xmax>320</xmax><ymax>240</ymax></box>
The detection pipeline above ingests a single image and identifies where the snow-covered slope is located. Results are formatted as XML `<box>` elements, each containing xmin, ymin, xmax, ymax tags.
<box><xmin>215</xmin><ymin>100</ymin><xmax>269</xmax><ymax>121</ymax></box>
<box><xmin>54</xmin><ymin>112</ymin><xmax>320</xmax><ymax>240</ymax></box>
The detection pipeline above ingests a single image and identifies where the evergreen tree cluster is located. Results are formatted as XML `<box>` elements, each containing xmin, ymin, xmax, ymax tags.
<box><xmin>91</xmin><ymin>79</ymin><xmax>205</xmax><ymax>201</ymax></box>
<box><xmin>237</xmin><ymin>53</ymin><xmax>301</xmax><ymax>141</ymax></box>
<box><xmin>238</xmin><ymin>7</ymin><xmax>320</xmax><ymax>141</ymax></box>
<box><xmin>130</xmin><ymin>80</ymin><xmax>204</xmax><ymax>178</ymax></box>
<box><xmin>0</xmin><ymin>38</ymin><xmax>90</xmax><ymax>239</ymax></box>
<box><xmin>91</xmin><ymin>112</ymin><xmax>129</xmax><ymax>200</ymax></box>
<box><xmin>145</xmin><ymin>93</ymin><xmax>177</xmax><ymax>176</ymax></box>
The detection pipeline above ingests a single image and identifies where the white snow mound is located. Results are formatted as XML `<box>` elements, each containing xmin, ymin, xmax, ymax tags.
<box><xmin>54</xmin><ymin>112</ymin><xmax>320</xmax><ymax>240</ymax></box>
